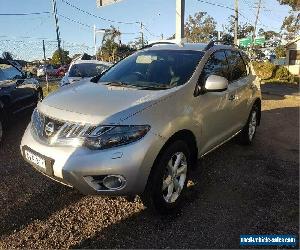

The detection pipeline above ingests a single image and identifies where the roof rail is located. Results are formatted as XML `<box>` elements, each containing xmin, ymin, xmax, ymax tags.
<box><xmin>204</xmin><ymin>40</ymin><xmax>238</xmax><ymax>51</ymax></box>
<box><xmin>141</xmin><ymin>41</ymin><xmax>176</xmax><ymax>49</ymax></box>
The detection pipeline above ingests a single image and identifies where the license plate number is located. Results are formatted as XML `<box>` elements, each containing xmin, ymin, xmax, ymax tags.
<box><xmin>25</xmin><ymin>150</ymin><xmax>46</xmax><ymax>169</ymax></box>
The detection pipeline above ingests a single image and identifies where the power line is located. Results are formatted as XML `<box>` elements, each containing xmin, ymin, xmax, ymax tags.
<box><xmin>58</xmin><ymin>13</ymin><xmax>94</xmax><ymax>28</ymax></box>
<box><xmin>0</xmin><ymin>11</ymin><xmax>50</xmax><ymax>16</ymax></box>
<box><xmin>60</xmin><ymin>0</ymin><xmax>139</xmax><ymax>25</ymax></box>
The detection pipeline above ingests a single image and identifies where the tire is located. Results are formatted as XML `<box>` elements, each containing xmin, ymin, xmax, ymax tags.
<box><xmin>238</xmin><ymin>105</ymin><xmax>259</xmax><ymax>145</ymax></box>
<box><xmin>0</xmin><ymin>118</ymin><xmax>3</xmax><ymax>143</ymax></box>
<box><xmin>141</xmin><ymin>140</ymin><xmax>191</xmax><ymax>214</ymax></box>
<box><xmin>37</xmin><ymin>89</ymin><xmax>44</xmax><ymax>102</ymax></box>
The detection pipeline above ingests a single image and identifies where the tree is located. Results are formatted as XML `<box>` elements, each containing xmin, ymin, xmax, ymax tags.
<box><xmin>2</xmin><ymin>52</ymin><xmax>13</xmax><ymax>61</ymax></box>
<box><xmin>184</xmin><ymin>11</ymin><xmax>217</xmax><ymax>43</ymax></box>
<box><xmin>262</xmin><ymin>30</ymin><xmax>280</xmax><ymax>40</ymax></box>
<box><xmin>226</xmin><ymin>16</ymin><xmax>254</xmax><ymax>39</ymax></box>
<box><xmin>51</xmin><ymin>49</ymin><xmax>71</xmax><ymax>65</ymax></box>
<box><xmin>277</xmin><ymin>0</ymin><xmax>300</xmax><ymax>40</ymax></box>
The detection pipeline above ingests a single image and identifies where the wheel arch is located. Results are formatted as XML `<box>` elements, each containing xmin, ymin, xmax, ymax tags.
<box><xmin>152</xmin><ymin>129</ymin><xmax>198</xmax><ymax>171</ymax></box>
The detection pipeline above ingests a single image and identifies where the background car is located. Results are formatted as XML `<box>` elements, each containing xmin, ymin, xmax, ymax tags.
<box><xmin>37</xmin><ymin>64</ymin><xmax>56</xmax><ymax>77</ymax></box>
<box><xmin>0</xmin><ymin>62</ymin><xmax>43</xmax><ymax>142</ymax></box>
<box><xmin>55</xmin><ymin>65</ymin><xmax>69</xmax><ymax>77</ymax></box>
<box><xmin>60</xmin><ymin>60</ymin><xmax>112</xmax><ymax>86</ymax></box>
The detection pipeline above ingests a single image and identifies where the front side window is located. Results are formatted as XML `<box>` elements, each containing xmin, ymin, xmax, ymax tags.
<box><xmin>199</xmin><ymin>51</ymin><xmax>229</xmax><ymax>85</ymax></box>
<box><xmin>98</xmin><ymin>50</ymin><xmax>204</xmax><ymax>89</ymax></box>
<box><xmin>225</xmin><ymin>50</ymin><xmax>247</xmax><ymax>81</ymax></box>
<box><xmin>69</xmin><ymin>63</ymin><xmax>107</xmax><ymax>78</ymax></box>
<box><xmin>0</xmin><ymin>64</ymin><xmax>23</xmax><ymax>80</ymax></box>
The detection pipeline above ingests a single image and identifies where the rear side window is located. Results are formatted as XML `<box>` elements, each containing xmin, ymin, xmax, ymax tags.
<box><xmin>199</xmin><ymin>51</ymin><xmax>229</xmax><ymax>85</ymax></box>
<box><xmin>225</xmin><ymin>50</ymin><xmax>247</xmax><ymax>81</ymax></box>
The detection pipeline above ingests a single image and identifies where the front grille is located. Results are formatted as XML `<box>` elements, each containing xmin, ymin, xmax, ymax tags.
<box><xmin>31</xmin><ymin>109</ymin><xmax>94</xmax><ymax>145</ymax></box>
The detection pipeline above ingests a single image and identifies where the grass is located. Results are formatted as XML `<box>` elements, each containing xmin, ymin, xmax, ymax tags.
<box><xmin>42</xmin><ymin>83</ymin><xmax>59</xmax><ymax>97</ymax></box>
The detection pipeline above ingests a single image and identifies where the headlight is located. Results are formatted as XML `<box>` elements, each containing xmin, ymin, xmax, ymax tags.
<box><xmin>84</xmin><ymin>125</ymin><xmax>151</xmax><ymax>150</ymax></box>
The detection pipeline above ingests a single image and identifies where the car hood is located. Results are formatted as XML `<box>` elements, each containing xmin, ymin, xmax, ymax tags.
<box><xmin>40</xmin><ymin>81</ymin><xmax>173</xmax><ymax>124</ymax></box>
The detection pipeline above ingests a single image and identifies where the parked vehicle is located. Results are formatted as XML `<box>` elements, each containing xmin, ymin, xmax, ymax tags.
<box><xmin>21</xmin><ymin>41</ymin><xmax>261</xmax><ymax>213</ymax></box>
<box><xmin>37</xmin><ymin>64</ymin><xmax>56</xmax><ymax>77</ymax></box>
<box><xmin>60</xmin><ymin>60</ymin><xmax>112</xmax><ymax>86</ymax></box>
<box><xmin>55</xmin><ymin>65</ymin><xmax>69</xmax><ymax>77</ymax></box>
<box><xmin>0</xmin><ymin>63</ymin><xmax>43</xmax><ymax>142</ymax></box>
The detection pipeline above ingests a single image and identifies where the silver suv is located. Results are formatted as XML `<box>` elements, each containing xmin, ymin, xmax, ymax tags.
<box><xmin>21</xmin><ymin>41</ymin><xmax>261</xmax><ymax>213</ymax></box>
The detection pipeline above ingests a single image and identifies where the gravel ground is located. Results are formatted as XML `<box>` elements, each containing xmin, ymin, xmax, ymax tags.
<box><xmin>0</xmin><ymin>94</ymin><xmax>298</xmax><ymax>249</ymax></box>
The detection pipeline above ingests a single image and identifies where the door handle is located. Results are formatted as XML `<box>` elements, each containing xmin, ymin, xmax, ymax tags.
<box><xmin>228</xmin><ymin>95</ymin><xmax>235</xmax><ymax>101</ymax></box>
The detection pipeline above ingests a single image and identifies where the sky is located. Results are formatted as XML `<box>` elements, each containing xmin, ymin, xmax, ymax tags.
<box><xmin>0</xmin><ymin>0</ymin><xmax>291</xmax><ymax>61</ymax></box>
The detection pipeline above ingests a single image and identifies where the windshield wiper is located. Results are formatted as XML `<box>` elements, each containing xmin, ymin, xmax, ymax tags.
<box><xmin>104</xmin><ymin>81</ymin><xmax>141</xmax><ymax>88</ymax></box>
<box><xmin>138</xmin><ymin>84</ymin><xmax>171</xmax><ymax>90</ymax></box>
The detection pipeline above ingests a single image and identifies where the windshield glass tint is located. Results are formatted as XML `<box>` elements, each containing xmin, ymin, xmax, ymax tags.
<box><xmin>0</xmin><ymin>64</ymin><xmax>23</xmax><ymax>80</ymax></box>
<box><xmin>69</xmin><ymin>63</ymin><xmax>108</xmax><ymax>77</ymax></box>
<box><xmin>98</xmin><ymin>50</ymin><xmax>204</xmax><ymax>88</ymax></box>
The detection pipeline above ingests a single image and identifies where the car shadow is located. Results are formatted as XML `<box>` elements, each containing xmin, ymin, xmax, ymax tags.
<box><xmin>70</xmin><ymin>107</ymin><xmax>299</xmax><ymax>249</ymax></box>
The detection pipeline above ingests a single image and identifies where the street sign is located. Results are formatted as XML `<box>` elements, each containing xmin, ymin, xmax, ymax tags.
<box><xmin>96</xmin><ymin>0</ymin><xmax>122</xmax><ymax>7</ymax></box>
<box><xmin>254</xmin><ymin>36</ymin><xmax>265</xmax><ymax>46</ymax></box>
<box><xmin>239</xmin><ymin>37</ymin><xmax>252</xmax><ymax>47</ymax></box>
<box><xmin>239</xmin><ymin>36</ymin><xmax>266</xmax><ymax>47</ymax></box>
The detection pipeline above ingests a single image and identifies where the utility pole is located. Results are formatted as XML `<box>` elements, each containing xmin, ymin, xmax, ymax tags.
<box><xmin>253</xmin><ymin>0</ymin><xmax>262</xmax><ymax>47</ymax></box>
<box><xmin>175</xmin><ymin>0</ymin><xmax>185</xmax><ymax>41</ymax></box>
<box><xmin>42</xmin><ymin>40</ymin><xmax>49</xmax><ymax>92</ymax></box>
<box><xmin>234</xmin><ymin>0</ymin><xmax>239</xmax><ymax>46</ymax></box>
<box><xmin>51</xmin><ymin>0</ymin><xmax>63</xmax><ymax>65</ymax></box>
<box><xmin>93</xmin><ymin>25</ymin><xmax>106</xmax><ymax>60</ymax></box>
<box><xmin>140</xmin><ymin>22</ymin><xmax>144</xmax><ymax>47</ymax></box>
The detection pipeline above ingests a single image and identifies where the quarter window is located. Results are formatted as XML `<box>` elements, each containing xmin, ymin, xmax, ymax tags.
<box><xmin>225</xmin><ymin>50</ymin><xmax>247</xmax><ymax>81</ymax></box>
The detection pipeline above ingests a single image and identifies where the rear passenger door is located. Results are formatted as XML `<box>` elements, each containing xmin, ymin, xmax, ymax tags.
<box><xmin>225</xmin><ymin>50</ymin><xmax>251</xmax><ymax>130</ymax></box>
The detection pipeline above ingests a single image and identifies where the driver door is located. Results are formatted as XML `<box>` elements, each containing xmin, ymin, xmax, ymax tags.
<box><xmin>195</xmin><ymin>50</ymin><xmax>237</xmax><ymax>154</ymax></box>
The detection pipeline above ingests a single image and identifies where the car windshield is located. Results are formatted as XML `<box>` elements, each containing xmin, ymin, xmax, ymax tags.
<box><xmin>69</xmin><ymin>63</ymin><xmax>109</xmax><ymax>78</ymax></box>
<box><xmin>0</xmin><ymin>64</ymin><xmax>23</xmax><ymax>81</ymax></box>
<box><xmin>98</xmin><ymin>50</ymin><xmax>204</xmax><ymax>89</ymax></box>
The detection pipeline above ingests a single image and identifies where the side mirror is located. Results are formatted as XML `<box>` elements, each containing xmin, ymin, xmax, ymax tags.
<box><xmin>205</xmin><ymin>75</ymin><xmax>228</xmax><ymax>92</ymax></box>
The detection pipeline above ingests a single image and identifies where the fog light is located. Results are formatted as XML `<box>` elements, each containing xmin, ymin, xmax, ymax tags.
<box><xmin>102</xmin><ymin>175</ymin><xmax>126</xmax><ymax>190</ymax></box>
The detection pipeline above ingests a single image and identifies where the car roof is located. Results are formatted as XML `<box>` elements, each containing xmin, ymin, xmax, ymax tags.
<box><xmin>73</xmin><ymin>60</ymin><xmax>112</xmax><ymax>66</ymax></box>
<box><xmin>143</xmin><ymin>42</ymin><xmax>236</xmax><ymax>52</ymax></box>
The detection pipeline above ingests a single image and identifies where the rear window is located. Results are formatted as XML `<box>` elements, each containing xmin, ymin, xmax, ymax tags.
<box><xmin>69</xmin><ymin>63</ymin><xmax>108</xmax><ymax>77</ymax></box>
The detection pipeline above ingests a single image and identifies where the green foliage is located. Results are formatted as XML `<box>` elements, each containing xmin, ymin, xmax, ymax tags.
<box><xmin>226</xmin><ymin>16</ymin><xmax>254</xmax><ymax>39</ymax></box>
<box><xmin>42</xmin><ymin>84</ymin><xmax>59</xmax><ymax>97</ymax></box>
<box><xmin>51</xmin><ymin>49</ymin><xmax>71</xmax><ymax>65</ymax></box>
<box><xmin>277</xmin><ymin>0</ymin><xmax>299</xmax><ymax>10</ymax></box>
<box><xmin>252</xmin><ymin>61</ymin><xmax>276</xmax><ymax>80</ymax></box>
<box><xmin>184</xmin><ymin>11</ymin><xmax>217</xmax><ymax>42</ymax></box>
<box><xmin>275</xmin><ymin>46</ymin><xmax>286</xmax><ymax>58</ymax></box>
<box><xmin>274</xmin><ymin>66</ymin><xmax>292</xmax><ymax>81</ymax></box>
<box><xmin>97</xmin><ymin>26</ymin><xmax>135</xmax><ymax>62</ymax></box>
<box><xmin>277</xmin><ymin>0</ymin><xmax>299</xmax><ymax>40</ymax></box>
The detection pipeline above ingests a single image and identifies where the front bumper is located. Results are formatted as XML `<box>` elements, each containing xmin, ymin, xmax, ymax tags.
<box><xmin>21</xmin><ymin>123</ymin><xmax>164</xmax><ymax>195</ymax></box>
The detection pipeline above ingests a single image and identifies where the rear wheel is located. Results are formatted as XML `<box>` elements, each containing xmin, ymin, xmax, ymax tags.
<box><xmin>0</xmin><ymin>118</ymin><xmax>3</xmax><ymax>143</ymax></box>
<box><xmin>141</xmin><ymin>140</ymin><xmax>191</xmax><ymax>214</ymax></box>
<box><xmin>239</xmin><ymin>105</ymin><xmax>259</xmax><ymax>145</ymax></box>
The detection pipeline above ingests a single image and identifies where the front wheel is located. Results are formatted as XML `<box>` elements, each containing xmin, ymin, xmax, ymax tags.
<box><xmin>141</xmin><ymin>140</ymin><xmax>191</xmax><ymax>214</ymax></box>
<box><xmin>238</xmin><ymin>106</ymin><xmax>259</xmax><ymax>145</ymax></box>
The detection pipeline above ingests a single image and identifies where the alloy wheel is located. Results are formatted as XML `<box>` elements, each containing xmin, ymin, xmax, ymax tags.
<box><xmin>248</xmin><ymin>110</ymin><xmax>257</xmax><ymax>141</ymax></box>
<box><xmin>162</xmin><ymin>152</ymin><xmax>187</xmax><ymax>203</ymax></box>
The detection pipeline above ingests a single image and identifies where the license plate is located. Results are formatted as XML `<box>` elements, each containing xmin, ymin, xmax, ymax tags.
<box><xmin>24</xmin><ymin>150</ymin><xmax>46</xmax><ymax>169</ymax></box>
